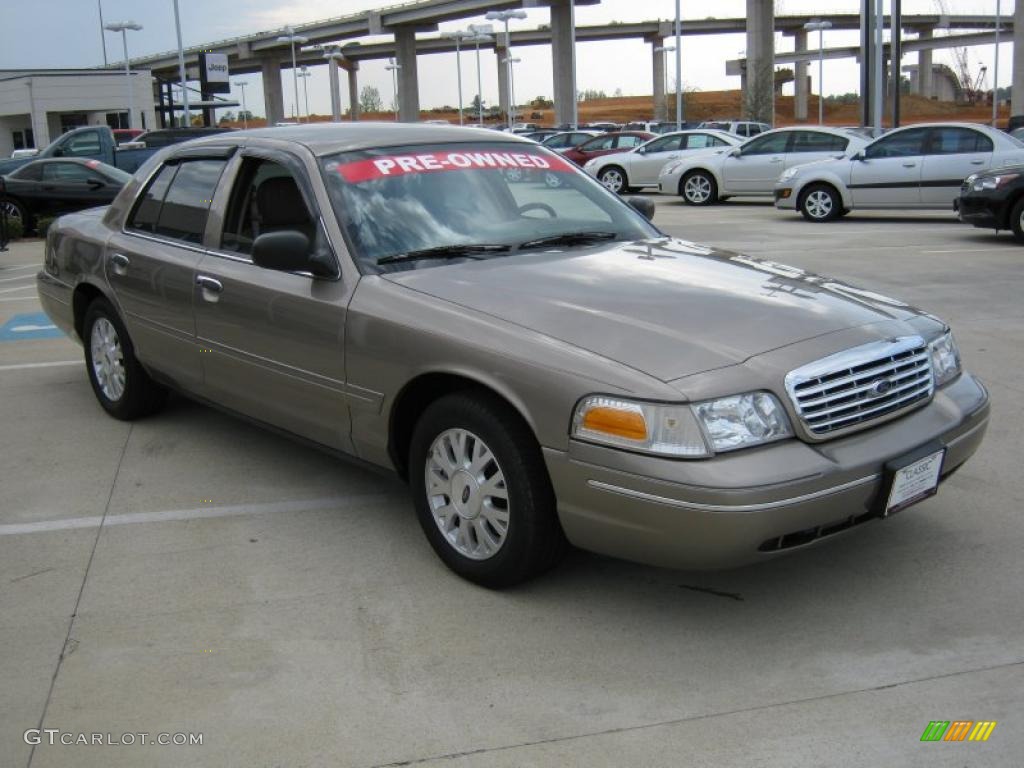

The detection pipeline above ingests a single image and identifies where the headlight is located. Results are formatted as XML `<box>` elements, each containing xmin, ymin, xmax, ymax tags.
<box><xmin>584</xmin><ymin>158</ymin><xmax>598</xmax><ymax>169</ymax></box>
<box><xmin>572</xmin><ymin>396</ymin><xmax>709</xmax><ymax>457</ymax></box>
<box><xmin>929</xmin><ymin>331</ymin><xmax>961</xmax><ymax>387</ymax></box>
<box><xmin>972</xmin><ymin>173</ymin><xmax>1018</xmax><ymax>191</ymax></box>
<box><xmin>661</xmin><ymin>161</ymin><xmax>682</xmax><ymax>176</ymax></box>
<box><xmin>779</xmin><ymin>167</ymin><xmax>801</xmax><ymax>182</ymax></box>
<box><xmin>692</xmin><ymin>392</ymin><xmax>793</xmax><ymax>453</ymax></box>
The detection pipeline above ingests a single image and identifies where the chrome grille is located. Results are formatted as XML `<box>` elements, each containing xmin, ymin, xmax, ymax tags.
<box><xmin>785</xmin><ymin>336</ymin><xmax>934</xmax><ymax>437</ymax></box>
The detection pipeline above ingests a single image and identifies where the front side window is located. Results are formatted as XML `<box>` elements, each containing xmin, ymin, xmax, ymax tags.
<box><xmin>741</xmin><ymin>132</ymin><xmax>790</xmax><ymax>155</ymax></box>
<box><xmin>864</xmin><ymin>127</ymin><xmax>929</xmax><ymax>159</ymax></box>
<box><xmin>927</xmin><ymin>127</ymin><xmax>994</xmax><ymax>155</ymax></box>
<box><xmin>319</xmin><ymin>143</ymin><xmax>658</xmax><ymax>273</ymax></box>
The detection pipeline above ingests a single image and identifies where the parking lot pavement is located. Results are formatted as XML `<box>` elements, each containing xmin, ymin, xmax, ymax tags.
<box><xmin>2</xmin><ymin>202</ymin><xmax>1022</xmax><ymax>768</ymax></box>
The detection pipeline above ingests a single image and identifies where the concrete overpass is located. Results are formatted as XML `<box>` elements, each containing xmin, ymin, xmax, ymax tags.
<box><xmin>117</xmin><ymin>0</ymin><xmax>1024</xmax><ymax>127</ymax></box>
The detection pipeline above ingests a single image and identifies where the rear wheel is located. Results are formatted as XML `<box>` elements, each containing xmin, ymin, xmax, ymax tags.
<box><xmin>83</xmin><ymin>298</ymin><xmax>167</xmax><ymax>420</ymax></box>
<box><xmin>680</xmin><ymin>171</ymin><xmax>718</xmax><ymax>205</ymax></box>
<box><xmin>597</xmin><ymin>166</ymin><xmax>627</xmax><ymax>194</ymax></box>
<box><xmin>409</xmin><ymin>392</ymin><xmax>566</xmax><ymax>588</ymax></box>
<box><xmin>1010</xmin><ymin>197</ymin><xmax>1024</xmax><ymax>242</ymax></box>
<box><xmin>799</xmin><ymin>183</ymin><xmax>841</xmax><ymax>222</ymax></box>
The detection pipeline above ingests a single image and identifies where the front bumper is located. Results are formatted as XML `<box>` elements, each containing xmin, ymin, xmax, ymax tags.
<box><xmin>543</xmin><ymin>372</ymin><xmax>989</xmax><ymax>570</ymax></box>
<box><xmin>955</xmin><ymin>192</ymin><xmax>1009</xmax><ymax>229</ymax></box>
<box><xmin>773</xmin><ymin>186</ymin><xmax>797</xmax><ymax>209</ymax></box>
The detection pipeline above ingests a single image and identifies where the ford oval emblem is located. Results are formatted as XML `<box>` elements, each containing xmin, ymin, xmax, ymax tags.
<box><xmin>869</xmin><ymin>379</ymin><xmax>893</xmax><ymax>398</ymax></box>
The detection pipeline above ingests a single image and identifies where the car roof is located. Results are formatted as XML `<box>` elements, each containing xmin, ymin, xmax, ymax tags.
<box><xmin>187</xmin><ymin>122</ymin><xmax>534</xmax><ymax>156</ymax></box>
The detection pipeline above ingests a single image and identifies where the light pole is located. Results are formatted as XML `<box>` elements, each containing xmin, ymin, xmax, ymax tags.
<box><xmin>993</xmin><ymin>0</ymin><xmax>1001</xmax><ymax>127</ymax></box>
<box><xmin>467</xmin><ymin>24</ymin><xmax>493</xmax><ymax>126</ymax></box>
<box><xmin>654</xmin><ymin>45</ymin><xmax>675</xmax><ymax>117</ymax></box>
<box><xmin>486</xmin><ymin>9</ymin><xmax>528</xmax><ymax>130</ymax></box>
<box><xmin>172</xmin><ymin>0</ymin><xmax>189</xmax><ymax>127</ymax></box>
<box><xmin>674</xmin><ymin>0</ymin><xmax>682</xmax><ymax>130</ymax></box>
<box><xmin>385</xmin><ymin>59</ymin><xmax>401</xmax><ymax>121</ymax></box>
<box><xmin>443</xmin><ymin>30</ymin><xmax>471</xmax><ymax>125</ymax></box>
<box><xmin>104</xmin><ymin>21</ymin><xmax>143</xmax><ymax>130</ymax></box>
<box><xmin>803</xmin><ymin>20</ymin><xmax>832</xmax><ymax>125</ymax></box>
<box><xmin>97</xmin><ymin>0</ymin><xmax>108</xmax><ymax>66</ymax></box>
<box><xmin>298</xmin><ymin>66</ymin><xmax>311</xmax><ymax>121</ymax></box>
<box><xmin>233</xmin><ymin>81</ymin><xmax>249</xmax><ymax>128</ymax></box>
<box><xmin>277</xmin><ymin>26</ymin><xmax>309</xmax><ymax>123</ymax></box>
<box><xmin>501</xmin><ymin>56</ymin><xmax>521</xmax><ymax>128</ymax></box>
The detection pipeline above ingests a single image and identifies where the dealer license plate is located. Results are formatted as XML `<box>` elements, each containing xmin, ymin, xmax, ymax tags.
<box><xmin>885</xmin><ymin>449</ymin><xmax>945</xmax><ymax>516</ymax></box>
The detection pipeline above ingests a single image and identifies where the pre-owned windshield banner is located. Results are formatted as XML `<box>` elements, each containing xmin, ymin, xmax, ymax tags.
<box><xmin>334</xmin><ymin>149</ymin><xmax>575</xmax><ymax>183</ymax></box>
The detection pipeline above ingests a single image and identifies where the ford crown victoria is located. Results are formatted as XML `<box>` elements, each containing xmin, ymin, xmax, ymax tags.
<box><xmin>37</xmin><ymin>124</ymin><xmax>989</xmax><ymax>587</ymax></box>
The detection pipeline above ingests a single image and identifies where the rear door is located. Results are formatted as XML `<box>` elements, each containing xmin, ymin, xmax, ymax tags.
<box><xmin>849</xmin><ymin>127</ymin><xmax>928</xmax><ymax>206</ymax></box>
<box><xmin>193</xmin><ymin>148</ymin><xmax>352</xmax><ymax>451</ymax></box>
<box><xmin>629</xmin><ymin>134</ymin><xmax>686</xmax><ymax>185</ymax></box>
<box><xmin>920</xmin><ymin>126</ymin><xmax>994</xmax><ymax>206</ymax></box>
<box><xmin>720</xmin><ymin>131</ymin><xmax>791</xmax><ymax>193</ymax></box>
<box><xmin>106</xmin><ymin>151</ymin><xmax>232</xmax><ymax>389</ymax></box>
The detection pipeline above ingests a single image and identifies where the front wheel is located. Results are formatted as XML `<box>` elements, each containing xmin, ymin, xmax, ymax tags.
<box><xmin>799</xmin><ymin>183</ymin><xmax>842</xmax><ymax>222</ymax></box>
<box><xmin>83</xmin><ymin>298</ymin><xmax>167</xmax><ymax>420</ymax></box>
<box><xmin>409</xmin><ymin>392</ymin><xmax>566</xmax><ymax>588</ymax></box>
<box><xmin>680</xmin><ymin>171</ymin><xmax>718</xmax><ymax>205</ymax></box>
<box><xmin>598</xmin><ymin>166</ymin><xmax>627</xmax><ymax>194</ymax></box>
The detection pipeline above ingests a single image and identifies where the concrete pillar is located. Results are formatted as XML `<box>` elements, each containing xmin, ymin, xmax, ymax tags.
<box><xmin>793</xmin><ymin>29</ymin><xmax>808</xmax><ymax>121</ymax></box>
<box><xmin>744</xmin><ymin>0</ymin><xmax>775</xmax><ymax>123</ymax></box>
<box><xmin>394</xmin><ymin>27</ymin><xmax>420</xmax><ymax>122</ymax></box>
<box><xmin>496</xmin><ymin>39</ymin><xmax>510</xmax><ymax>125</ymax></box>
<box><xmin>550</xmin><ymin>0</ymin><xmax>576</xmax><ymax>128</ymax></box>
<box><xmin>1011</xmin><ymin>3</ymin><xmax>1024</xmax><ymax>116</ymax></box>
<box><xmin>260</xmin><ymin>57</ymin><xmax>285</xmax><ymax>125</ymax></box>
<box><xmin>917</xmin><ymin>28</ymin><xmax>933</xmax><ymax>99</ymax></box>
<box><xmin>347</xmin><ymin>63</ymin><xmax>360</xmax><ymax>121</ymax></box>
<box><xmin>651</xmin><ymin>39</ymin><xmax>666</xmax><ymax>121</ymax></box>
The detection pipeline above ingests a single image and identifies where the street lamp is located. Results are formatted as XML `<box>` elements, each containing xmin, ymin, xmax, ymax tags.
<box><xmin>501</xmin><ymin>56</ymin><xmax>521</xmax><ymax>128</ymax></box>
<box><xmin>172</xmin><ymin>0</ymin><xmax>189</xmax><ymax>127</ymax></box>
<box><xmin>673</xmin><ymin>0</ymin><xmax>682</xmax><ymax>130</ymax></box>
<box><xmin>277</xmin><ymin>25</ymin><xmax>309</xmax><ymax>123</ymax></box>
<box><xmin>385</xmin><ymin>58</ymin><xmax>401</xmax><ymax>121</ymax></box>
<box><xmin>104</xmin><ymin>21</ymin><xmax>143</xmax><ymax>130</ymax></box>
<box><xmin>304</xmin><ymin>44</ymin><xmax>346</xmax><ymax>122</ymax></box>
<box><xmin>442</xmin><ymin>30</ymin><xmax>474</xmax><ymax>125</ymax></box>
<box><xmin>993</xmin><ymin>0</ymin><xmax>1002</xmax><ymax>127</ymax></box>
<box><xmin>233</xmin><ymin>81</ymin><xmax>249</xmax><ymax>128</ymax></box>
<box><xmin>486</xmin><ymin>9</ymin><xmax>528</xmax><ymax>130</ymax></box>
<box><xmin>654</xmin><ymin>45</ymin><xmax>675</xmax><ymax>117</ymax></box>
<box><xmin>803</xmin><ymin>20</ymin><xmax>832</xmax><ymax>125</ymax></box>
<box><xmin>298</xmin><ymin>66</ymin><xmax>312</xmax><ymax>122</ymax></box>
<box><xmin>467</xmin><ymin>25</ymin><xmax>493</xmax><ymax>125</ymax></box>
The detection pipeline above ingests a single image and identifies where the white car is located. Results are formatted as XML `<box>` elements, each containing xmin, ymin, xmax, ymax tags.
<box><xmin>659</xmin><ymin>127</ymin><xmax>869</xmax><ymax>205</ymax></box>
<box><xmin>774</xmin><ymin>122</ymin><xmax>1024</xmax><ymax>221</ymax></box>
<box><xmin>698</xmin><ymin>120</ymin><xmax>772</xmax><ymax>137</ymax></box>
<box><xmin>583</xmin><ymin>130</ymin><xmax>741</xmax><ymax>194</ymax></box>
<box><xmin>541</xmin><ymin>130</ymin><xmax>600</xmax><ymax>153</ymax></box>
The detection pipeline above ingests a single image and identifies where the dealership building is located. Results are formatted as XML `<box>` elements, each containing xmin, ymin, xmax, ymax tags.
<box><xmin>0</xmin><ymin>69</ymin><xmax>156</xmax><ymax>157</ymax></box>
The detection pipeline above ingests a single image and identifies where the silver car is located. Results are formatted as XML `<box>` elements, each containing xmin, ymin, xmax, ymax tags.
<box><xmin>37</xmin><ymin>124</ymin><xmax>989</xmax><ymax>587</ymax></box>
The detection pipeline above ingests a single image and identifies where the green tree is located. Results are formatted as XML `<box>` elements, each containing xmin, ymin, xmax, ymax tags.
<box><xmin>360</xmin><ymin>85</ymin><xmax>383</xmax><ymax>113</ymax></box>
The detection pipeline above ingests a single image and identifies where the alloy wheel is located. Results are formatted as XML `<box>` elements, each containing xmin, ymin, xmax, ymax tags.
<box><xmin>1</xmin><ymin>200</ymin><xmax>22</xmax><ymax>222</ymax></box>
<box><xmin>90</xmin><ymin>317</ymin><xmax>126</xmax><ymax>401</ymax></box>
<box><xmin>599</xmin><ymin>169</ymin><xmax>624</xmax><ymax>193</ymax></box>
<box><xmin>684</xmin><ymin>174</ymin><xmax>712</xmax><ymax>203</ymax></box>
<box><xmin>424</xmin><ymin>428</ymin><xmax>510</xmax><ymax>560</ymax></box>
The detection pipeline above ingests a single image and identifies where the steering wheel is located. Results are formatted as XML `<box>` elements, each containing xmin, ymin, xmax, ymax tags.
<box><xmin>518</xmin><ymin>202</ymin><xmax>558</xmax><ymax>218</ymax></box>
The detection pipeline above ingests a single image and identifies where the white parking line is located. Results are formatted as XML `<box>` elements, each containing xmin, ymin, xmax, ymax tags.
<box><xmin>0</xmin><ymin>284</ymin><xmax>36</xmax><ymax>295</ymax></box>
<box><xmin>0</xmin><ymin>495</ymin><xmax>391</xmax><ymax>536</ymax></box>
<box><xmin>0</xmin><ymin>360</ymin><xmax>80</xmax><ymax>371</ymax></box>
<box><xmin>919</xmin><ymin>247</ymin><xmax>1013</xmax><ymax>254</ymax></box>
<box><xmin>0</xmin><ymin>263</ymin><xmax>41</xmax><ymax>271</ymax></box>
<box><xmin>0</xmin><ymin>273</ymin><xmax>34</xmax><ymax>283</ymax></box>
<box><xmin>0</xmin><ymin>296</ymin><xmax>41</xmax><ymax>303</ymax></box>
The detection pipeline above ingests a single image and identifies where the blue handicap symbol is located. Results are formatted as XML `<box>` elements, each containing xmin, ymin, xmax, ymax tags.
<box><xmin>0</xmin><ymin>312</ymin><xmax>65</xmax><ymax>341</ymax></box>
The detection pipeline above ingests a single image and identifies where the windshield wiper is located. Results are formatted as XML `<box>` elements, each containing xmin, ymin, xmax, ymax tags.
<box><xmin>376</xmin><ymin>243</ymin><xmax>510</xmax><ymax>266</ymax></box>
<box><xmin>517</xmin><ymin>231</ymin><xmax>619</xmax><ymax>251</ymax></box>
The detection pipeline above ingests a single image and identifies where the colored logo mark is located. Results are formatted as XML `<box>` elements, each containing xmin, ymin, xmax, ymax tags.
<box><xmin>0</xmin><ymin>312</ymin><xmax>64</xmax><ymax>341</ymax></box>
<box><xmin>921</xmin><ymin>720</ymin><xmax>997</xmax><ymax>742</ymax></box>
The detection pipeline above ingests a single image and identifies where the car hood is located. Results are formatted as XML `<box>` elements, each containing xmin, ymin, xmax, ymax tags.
<box><xmin>383</xmin><ymin>238</ymin><xmax>926</xmax><ymax>382</ymax></box>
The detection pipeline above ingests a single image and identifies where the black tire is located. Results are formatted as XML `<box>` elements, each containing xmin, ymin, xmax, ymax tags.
<box><xmin>680</xmin><ymin>170</ymin><xmax>718</xmax><ymax>206</ymax></box>
<box><xmin>597</xmin><ymin>166</ymin><xmax>628</xmax><ymax>195</ymax></box>
<box><xmin>1010</xmin><ymin>196</ymin><xmax>1024</xmax><ymax>242</ymax></box>
<box><xmin>83</xmin><ymin>297</ymin><xmax>167</xmax><ymax>420</ymax></box>
<box><xmin>799</xmin><ymin>183</ymin><xmax>842</xmax><ymax>222</ymax></box>
<box><xmin>409</xmin><ymin>391</ymin><xmax>567</xmax><ymax>588</ymax></box>
<box><xmin>0</xmin><ymin>196</ymin><xmax>32</xmax><ymax>233</ymax></box>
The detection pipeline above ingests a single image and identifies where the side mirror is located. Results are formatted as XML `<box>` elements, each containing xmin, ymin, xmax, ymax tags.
<box><xmin>252</xmin><ymin>230</ymin><xmax>315</xmax><ymax>273</ymax></box>
<box><xmin>625</xmin><ymin>195</ymin><xmax>656</xmax><ymax>221</ymax></box>
<box><xmin>729</xmin><ymin>148</ymin><xmax>742</xmax><ymax>158</ymax></box>
<box><xmin>853</xmin><ymin>149</ymin><xmax>867</xmax><ymax>161</ymax></box>
<box><xmin>52</xmin><ymin>147</ymin><xmax>65</xmax><ymax>158</ymax></box>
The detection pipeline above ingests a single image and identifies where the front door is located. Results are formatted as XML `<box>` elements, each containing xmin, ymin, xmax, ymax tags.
<box><xmin>629</xmin><ymin>134</ymin><xmax>685</xmax><ymax>185</ymax></box>
<box><xmin>920</xmin><ymin>126</ymin><xmax>994</xmax><ymax>206</ymax></box>
<box><xmin>720</xmin><ymin>131</ymin><xmax>791</xmax><ymax>193</ymax></box>
<box><xmin>849</xmin><ymin>127</ymin><xmax>928</xmax><ymax>206</ymax></box>
<box><xmin>193</xmin><ymin>151</ymin><xmax>352</xmax><ymax>451</ymax></box>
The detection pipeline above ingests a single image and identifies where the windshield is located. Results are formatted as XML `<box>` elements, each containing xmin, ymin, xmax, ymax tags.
<box><xmin>319</xmin><ymin>142</ymin><xmax>659</xmax><ymax>273</ymax></box>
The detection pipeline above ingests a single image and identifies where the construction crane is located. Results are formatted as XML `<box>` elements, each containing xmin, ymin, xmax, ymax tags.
<box><xmin>933</xmin><ymin>0</ymin><xmax>985</xmax><ymax>102</ymax></box>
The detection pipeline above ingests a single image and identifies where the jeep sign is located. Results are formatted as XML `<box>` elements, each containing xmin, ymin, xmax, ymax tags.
<box><xmin>199</xmin><ymin>52</ymin><xmax>230</xmax><ymax>94</ymax></box>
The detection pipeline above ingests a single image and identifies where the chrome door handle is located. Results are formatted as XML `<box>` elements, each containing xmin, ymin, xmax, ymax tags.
<box><xmin>970</xmin><ymin>160</ymin><xmax>986</xmax><ymax>165</ymax></box>
<box><xmin>109</xmin><ymin>253</ymin><xmax>130</xmax><ymax>275</ymax></box>
<box><xmin>196</xmin><ymin>275</ymin><xmax>223</xmax><ymax>294</ymax></box>
<box><xmin>902</xmin><ymin>162</ymin><xmax>917</xmax><ymax>167</ymax></box>
<box><xmin>769</xmin><ymin>157</ymin><xmax>783</xmax><ymax>162</ymax></box>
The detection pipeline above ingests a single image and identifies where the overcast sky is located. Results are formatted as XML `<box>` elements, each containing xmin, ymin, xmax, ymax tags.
<box><xmin>0</xmin><ymin>0</ymin><xmax>1012</xmax><ymax>119</ymax></box>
